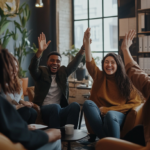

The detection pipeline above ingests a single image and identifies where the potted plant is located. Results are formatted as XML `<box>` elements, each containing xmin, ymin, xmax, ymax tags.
<box><xmin>0</xmin><ymin>2</ymin><xmax>38</xmax><ymax>95</ymax></box>
<box><xmin>13</xmin><ymin>3</ymin><xmax>38</xmax><ymax>95</ymax></box>
<box><xmin>62</xmin><ymin>45</ymin><xmax>100</xmax><ymax>81</ymax></box>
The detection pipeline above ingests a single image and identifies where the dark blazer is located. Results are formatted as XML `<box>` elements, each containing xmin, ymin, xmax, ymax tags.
<box><xmin>29</xmin><ymin>50</ymin><xmax>84</xmax><ymax>107</ymax></box>
<box><xmin>0</xmin><ymin>96</ymin><xmax>48</xmax><ymax>150</ymax></box>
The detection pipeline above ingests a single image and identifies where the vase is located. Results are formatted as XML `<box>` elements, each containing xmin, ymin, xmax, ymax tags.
<box><xmin>21</xmin><ymin>77</ymin><xmax>28</xmax><ymax>96</ymax></box>
<box><xmin>76</xmin><ymin>68</ymin><xmax>86</xmax><ymax>81</ymax></box>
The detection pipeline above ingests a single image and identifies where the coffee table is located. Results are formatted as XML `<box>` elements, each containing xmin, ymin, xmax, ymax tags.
<box><xmin>62</xmin><ymin>129</ymin><xmax>88</xmax><ymax>150</ymax></box>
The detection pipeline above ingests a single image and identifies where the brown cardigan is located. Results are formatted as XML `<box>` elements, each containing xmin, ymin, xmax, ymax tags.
<box><xmin>125</xmin><ymin>61</ymin><xmax>150</xmax><ymax>145</ymax></box>
<box><xmin>85</xmin><ymin>58</ymin><xmax>141</xmax><ymax>134</ymax></box>
<box><xmin>86</xmin><ymin>58</ymin><xmax>141</xmax><ymax>115</ymax></box>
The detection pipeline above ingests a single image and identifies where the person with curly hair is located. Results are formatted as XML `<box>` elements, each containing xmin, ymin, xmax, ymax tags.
<box><xmin>0</xmin><ymin>51</ymin><xmax>37</xmax><ymax>125</ymax></box>
<box><xmin>0</xmin><ymin>48</ymin><xmax>61</xmax><ymax>150</ymax></box>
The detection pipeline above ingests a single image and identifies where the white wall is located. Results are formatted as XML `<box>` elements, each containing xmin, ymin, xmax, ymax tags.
<box><xmin>56</xmin><ymin>0</ymin><xmax>72</xmax><ymax>67</ymax></box>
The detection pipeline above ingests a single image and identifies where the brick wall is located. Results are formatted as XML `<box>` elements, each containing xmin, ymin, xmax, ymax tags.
<box><xmin>56</xmin><ymin>0</ymin><xmax>72</xmax><ymax>66</ymax></box>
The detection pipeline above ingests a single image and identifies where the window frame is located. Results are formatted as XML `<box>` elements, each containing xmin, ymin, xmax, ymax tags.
<box><xmin>72</xmin><ymin>0</ymin><xmax>119</xmax><ymax>58</ymax></box>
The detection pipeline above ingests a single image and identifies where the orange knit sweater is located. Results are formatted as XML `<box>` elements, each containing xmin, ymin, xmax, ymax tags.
<box><xmin>86</xmin><ymin>58</ymin><xmax>141</xmax><ymax>115</ymax></box>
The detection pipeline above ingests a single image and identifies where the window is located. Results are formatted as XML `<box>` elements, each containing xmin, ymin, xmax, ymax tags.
<box><xmin>73</xmin><ymin>0</ymin><xmax>118</xmax><ymax>69</ymax></box>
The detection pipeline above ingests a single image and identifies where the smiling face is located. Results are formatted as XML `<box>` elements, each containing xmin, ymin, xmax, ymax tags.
<box><xmin>103</xmin><ymin>56</ymin><xmax>117</xmax><ymax>75</ymax></box>
<box><xmin>47</xmin><ymin>55</ymin><xmax>61</xmax><ymax>74</ymax></box>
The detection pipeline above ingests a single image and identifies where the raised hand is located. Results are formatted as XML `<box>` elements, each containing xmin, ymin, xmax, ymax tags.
<box><xmin>121</xmin><ymin>30</ymin><xmax>136</xmax><ymax>52</ymax></box>
<box><xmin>36</xmin><ymin>32</ymin><xmax>51</xmax><ymax>58</ymax></box>
<box><xmin>83</xmin><ymin>35</ymin><xmax>92</xmax><ymax>49</ymax></box>
<box><xmin>83</xmin><ymin>28</ymin><xmax>91</xmax><ymax>44</ymax></box>
<box><xmin>38</xmin><ymin>32</ymin><xmax>51</xmax><ymax>52</ymax></box>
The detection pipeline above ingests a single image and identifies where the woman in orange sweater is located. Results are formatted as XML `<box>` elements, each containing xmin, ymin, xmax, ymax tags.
<box><xmin>83</xmin><ymin>28</ymin><xmax>141</xmax><ymax>141</ymax></box>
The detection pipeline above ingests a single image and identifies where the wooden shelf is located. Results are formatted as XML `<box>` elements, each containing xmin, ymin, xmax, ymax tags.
<box><xmin>138</xmin><ymin>8</ymin><xmax>150</xmax><ymax>13</ymax></box>
<box><xmin>119</xmin><ymin>36</ymin><xmax>125</xmax><ymax>40</ymax></box>
<box><xmin>138</xmin><ymin>31</ymin><xmax>150</xmax><ymax>34</ymax></box>
<box><xmin>138</xmin><ymin>51</ymin><xmax>150</xmax><ymax>54</ymax></box>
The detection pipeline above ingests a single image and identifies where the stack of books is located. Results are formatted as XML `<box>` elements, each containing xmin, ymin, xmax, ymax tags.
<box><xmin>139</xmin><ymin>57</ymin><xmax>150</xmax><ymax>74</ymax></box>
<box><xmin>141</xmin><ymin>0</ymin><xmax>150</xmax><ymax>9</ymax></box>
<box><xmin>139</xmin><ymin>36</ymin><xmax>150</xmax><ymax>52</ymax></box>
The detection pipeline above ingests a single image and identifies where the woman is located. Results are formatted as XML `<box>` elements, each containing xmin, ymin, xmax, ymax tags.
<box><xmin>0</xmin><ymin>48</ymin><xmax>61</xmax><ymax>150</ymax></box>
<box><xmin>0</xmin><ymin>49</ymin><xmax>37</xmax><ymax>124</ymax></box>
<box><xmin>83</xmin><ymin>28</ymin><xmax>141</xmax><ymax>141</ymax></box>
<box><xmin>95</xmin><ymin>30</ymin><xmax>150</xmax><ymax>150</ymax></box>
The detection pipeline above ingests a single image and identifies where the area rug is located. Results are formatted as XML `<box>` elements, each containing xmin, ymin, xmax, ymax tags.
<box><xmin>62</xmin><ymin>136</ymin><xmax>98</xmax><ymax>150</ymax></box>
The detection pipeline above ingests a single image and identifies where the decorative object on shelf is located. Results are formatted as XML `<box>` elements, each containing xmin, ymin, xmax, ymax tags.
<box><xmin>0</xmin><ymin>1</ymin><xmax>20</xmax><ymax>49</ymax></box>
<box><xmin>0</xmin><ymin>0</ymin><xmax>20</xmax><ymax>16</ymax></box>
<box><xmin>35</xmin><ymin>0</ymin><xmax>44</xmax><ymax>7</ymax></box>
<box><xmin>62</xmin><ymin>45</ymin><xmax>100</xmax><ymax>80</ymax></box>
<box><xmin>76</xmin><ymin>63</ymin><xmax>86</xmax><ymax>81</ymax></box>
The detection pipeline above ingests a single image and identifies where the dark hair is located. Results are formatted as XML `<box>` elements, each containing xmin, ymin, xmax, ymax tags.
<box><xmin>47</xmin><ymin>51</ymin><xmax>62</xmax><ymax>60</ymax></box>
<box><xmin>0</xmin><ymin>48</ymin><xmax>21</xmax><ymax>94</ymax></box>
<box><xmin>102</xmin><ymin>53</ymin><xmax>133</xmax><ymax>101</ymax></box>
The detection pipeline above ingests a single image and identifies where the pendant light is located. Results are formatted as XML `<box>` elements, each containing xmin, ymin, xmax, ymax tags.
<box><xmin>35</xmin><ymin>0</ymin><xmax>44</xmax><ymax>7</ymax></box>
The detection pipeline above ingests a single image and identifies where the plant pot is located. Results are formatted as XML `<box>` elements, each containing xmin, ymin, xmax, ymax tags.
<box><xmin>21</xmin><ymin>78</ymin><xmax>28</xmax><ymax>96</ymax></box>
<box><xmin>76</xmin><ymin>68</ymin><xmax>86</xmax><ymax>81</ymax></box>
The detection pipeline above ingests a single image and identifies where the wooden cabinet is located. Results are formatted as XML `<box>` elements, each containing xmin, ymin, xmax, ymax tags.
<box><xmin>68</xmin><ymin>79</ymin><xmax>91</xmax><ymax>105</ymax></box>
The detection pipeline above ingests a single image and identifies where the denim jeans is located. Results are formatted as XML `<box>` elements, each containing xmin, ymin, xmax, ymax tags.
<box><xmin>17</xmin><ymin>107</ymin><xmax>37</xmax><ymax>124</ymax></box>
<box><xmin>41</xmin><ymin>102</ymin><xmax>80</xmax><ymax>129</ymax></box>
<box><xmin>83</xmin><ymin>100</ymin><xmax>126</xmax><ymax>139</ymax></box>
<box><xmin>37</xmin><ymin>140</ymin><xmax>61</xmax><ymax>150</ymax></box>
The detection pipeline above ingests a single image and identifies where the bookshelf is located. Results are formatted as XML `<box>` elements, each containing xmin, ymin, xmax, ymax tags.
<box><xmin>138</xmin><ymin>31</ymin><xmax>150</xmax><ymax>34</ymax></box>
<box><xmin>135</xmin><ymin>0</ymin><xmax>150</xmax><ymax>76</ymax></box>
<box><xmin>138</xmin><ymin>52</ymin><xmax>150</xmax><ymax>53</ymax></box>
<box><xmin>138</xmin><ymin>8</ymin><xmax>150</xmax><ymax>13</ymax></box>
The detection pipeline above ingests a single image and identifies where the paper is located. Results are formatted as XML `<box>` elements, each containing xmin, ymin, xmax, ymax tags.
<box><xmin>29</xmin><ymin>124</ymin><xmax>48</xmax><ymax>129</ymax></box>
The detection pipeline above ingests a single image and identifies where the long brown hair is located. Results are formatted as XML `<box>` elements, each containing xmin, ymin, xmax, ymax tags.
<box><xmin>0</xmin><ymin>48</ymin><xmax>21</xmax><ymax>94</ymax></box>
<box><xmin>102</xmin><ymin>53</ymin><xmax>133</xmax><ymax>101</ymax></box>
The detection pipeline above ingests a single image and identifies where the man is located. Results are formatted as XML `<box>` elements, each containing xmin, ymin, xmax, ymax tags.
<box><xmin>29</xmin><ymin>32</ymin><xmax>85</xmax><ymax>129</ymax></box>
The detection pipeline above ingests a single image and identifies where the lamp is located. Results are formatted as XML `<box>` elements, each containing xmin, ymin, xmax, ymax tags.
<box><xmin>35</xmin><ymin>0</ymin><xmax>43</xmax><ymax>7</ymax></box>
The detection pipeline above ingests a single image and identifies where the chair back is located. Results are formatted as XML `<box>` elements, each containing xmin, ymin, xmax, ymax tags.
<box><xmin>27</xmin><ymin>86</ymin><xmax>35</xmax><ymax>102</ymax></box>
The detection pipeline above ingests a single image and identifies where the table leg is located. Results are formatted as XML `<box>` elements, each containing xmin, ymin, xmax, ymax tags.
<box><xmin>67</xmin><ymin>141</ymin><xmax>71</xmax><ymax>150</ymax></box>
<box><xmin>78</xmin><ymin>108</ymin><xmax>83</xmax><ymax>129</ymax></box>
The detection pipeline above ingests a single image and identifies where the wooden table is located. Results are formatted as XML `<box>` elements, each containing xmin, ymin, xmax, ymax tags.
<box><xmin>62</xmin><ymin>130</ymin><xmax>88</xmax><ymax>150</ymax></box>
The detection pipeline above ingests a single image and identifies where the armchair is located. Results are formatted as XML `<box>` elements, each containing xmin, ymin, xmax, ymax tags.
<box><xmin>95</xmin><ymin>137</ymin><xmax>146</xmax><ymax>150</ymax></box>
<box><xmin>0</xmin><ymin>133</ymin><xmax>26</xmax><ymax>150</ymax></box>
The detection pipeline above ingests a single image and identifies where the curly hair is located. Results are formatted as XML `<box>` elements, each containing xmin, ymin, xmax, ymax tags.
<box><xmin>102</xmin><ymin>53</ymin><xmax>133</xmax><ymax>101</ymax></box>
<box><xmin>0</xmin><ymin>48</ymin><xmax>21</xmax><ymax>94</ymax></box>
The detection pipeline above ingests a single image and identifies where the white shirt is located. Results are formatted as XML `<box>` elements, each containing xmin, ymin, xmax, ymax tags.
<box><xmin>42</xmin><ymin>75</ymin><xmax>62</xmax><ymax>106</ymax></box>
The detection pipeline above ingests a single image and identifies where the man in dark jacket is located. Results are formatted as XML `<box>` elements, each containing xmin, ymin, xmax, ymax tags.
<box><xmin>29</xmin><ymin>32</ymin><xmax>85</xmax><ymax>129</ymax></box>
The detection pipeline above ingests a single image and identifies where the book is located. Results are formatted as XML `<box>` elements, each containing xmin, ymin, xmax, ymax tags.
<box><xmin>143</xmin><ymin>36</ymin><xmax>148</xmax><ymax>52</ymax></box>
<box><xmin>145</xmin><ymin>14</ymin><xmax>150</xmax><ymax>31</ymax></box>
<box><xmin>147</xmin><ymin>36</ymin><xmax>150</xmax><ymax>52</ymax></box>
<box><xmin>141</xmin><ymin>0</ymin><xmax>147</xmax><ymax>9</ymax></box>
<box><xmin>29</xmin><ymin>124</ymin><xmax>48</xmax><ymax>130</ymax></box>
<box><xmin>139</xmin><ymin>37</ymin><xmax>143</xmax><ymax>52</ymax></box>
<box><xmin>119</xmin><ymin>18</ymin><xmax>136</xmax><ymax>36</ymax></box>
